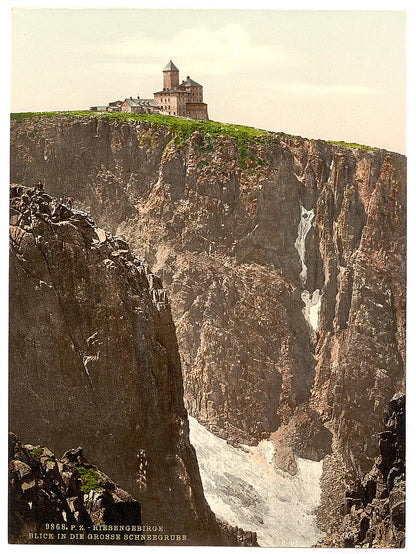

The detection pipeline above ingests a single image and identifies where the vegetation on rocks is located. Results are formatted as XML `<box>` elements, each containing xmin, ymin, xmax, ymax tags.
<box><xmin>326</xmin><ymin>139</ymin><xmax>373</xmax><ymax>151</ymax></box>
<box><xmin>28</xmin><ymin>447</ymin><xmax>43</xmax><ymax>461</ymax></box>
<box><xmin>10</xmin><ymin>110</ymin><xmax>374</xmax><ymax>159</ymax></box>
<box><xmin>75</xmin><ymin>466</ymin><xmax>103</xmax><ymax>493</ymax></box>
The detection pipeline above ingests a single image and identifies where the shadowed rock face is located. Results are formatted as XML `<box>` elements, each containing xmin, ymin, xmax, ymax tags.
<box><xmin>9</xmin><ymin>185</ymin><xmax>257</xmax><ymax>546</ymax></box>
<box><xmin>10</xmin><ymin>116</ymin><xmax>406</xmax><ymax>477</ymax></box>
<box><xmin>317</xmin><ymin>394</ymin><xmax>405</xmax><ymax>548</ymax></box>
<box><xmin>9</xmin><ymin>432</ymin><xmax>143</xmax><ymax>545</ymax></box>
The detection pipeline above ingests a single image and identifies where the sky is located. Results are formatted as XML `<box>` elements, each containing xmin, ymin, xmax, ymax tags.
<box><xmin>10</xmin><ymin>7</ymin><xmax>406</xmax><ymax>153</ymax></box>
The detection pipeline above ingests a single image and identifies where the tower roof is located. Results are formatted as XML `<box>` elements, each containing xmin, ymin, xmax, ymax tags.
<box><xmin>181</xmin><ymin>77</ymin><xmax>202</xmax><ymax>87</ymax></box>
<box><xmin>163</xmin><ymin>60</ymin><xmax>179</xmax><ymax>72</ymax></box>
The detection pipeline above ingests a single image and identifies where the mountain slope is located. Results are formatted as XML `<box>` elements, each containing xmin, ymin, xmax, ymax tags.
<box><xmin>10</xmin><ymin>112</ymin><xmax>406</xmax><ymax>480</ymax></box>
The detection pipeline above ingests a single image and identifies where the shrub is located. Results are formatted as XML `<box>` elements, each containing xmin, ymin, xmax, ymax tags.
<box><xmin>29</xmin><ymin>447</ymin><xmax>43</xmax><ymax>461</ymax></box>
<box><xmin>75</xmin><ymin>466</ymin><xmax>103</xmax><ymax>493</ymax></box>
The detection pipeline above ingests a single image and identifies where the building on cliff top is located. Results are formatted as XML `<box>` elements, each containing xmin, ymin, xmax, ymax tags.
<box><xmin>121</xmin><ymin>97</ymin><xmax>159</xmax><ymax>114</ymax></box>
<box><xmin>90</xmin><ymin>60</ymin><xmax>209</xmax><ymax>120</ymax></box>
<box><xmin>153</xmin><ymin>60</ymin><xmax>209</xmax><ymax>120</ymax></box>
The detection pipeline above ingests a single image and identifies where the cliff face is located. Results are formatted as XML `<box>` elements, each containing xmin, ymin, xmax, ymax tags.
<box><xmin>317</xmin><ymin>394</ymin><xmax>405</xmax><ymax>548</ymax></box>
<box><xmin>9</xmin><ymin>184</ymin><xmax>255</xmax><ymax>545</ymax></box>
<box><xmin>10</xmin><ymin>115</ymin><xmax>406</xmax><ymax>478</ymax></box>
<box><xmin>311</xmin><ymin>150</ymin><xmax>406</xmax><ymax>475</ymax></box>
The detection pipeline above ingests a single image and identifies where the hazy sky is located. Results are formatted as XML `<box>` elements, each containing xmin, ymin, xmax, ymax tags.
<box><xmin>11</xmin><ymin>8</ymin><xmax>406</xmax><ymax>153</ymax></box>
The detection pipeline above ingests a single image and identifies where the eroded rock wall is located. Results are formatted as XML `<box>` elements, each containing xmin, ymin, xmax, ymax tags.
<box><xmin>10</xmin><ymin>116</ymin><xmax>406</xmax><ymax>476</ymax></box>
<box><xmin>310</xmin><ymin>148</ymin><xmax>406</xmax><ymax>474</ymax></box>
<box><xmin>317</xmin><ymin>394</ymin><xmax>405</xmax><ymax>548</ymax></box>
<box><xmin>9</xmin><ymin>184</ymin><xmax>251</xmax><ymax>545</ymax></box>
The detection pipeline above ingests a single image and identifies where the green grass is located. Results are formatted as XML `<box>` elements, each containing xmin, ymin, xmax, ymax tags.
<box><xmin>75</xmin><ymin>466</ymin><xmax>103</xmax><ymax>494</ymax></box>
<box><xmin>10</xmin><ymin>110</ymin><xmax>273</xmax><ymax>140</ymax></box>
<box><xmin>29</xmin><ymin>447</ymin><xmax>43</xmax><ymax>461</ymax></box>
<box><xmin>11</xmin><ymin>110</ymin><xmax>282</xmax><ymax>169</ymax></box>
<box><xmin>326</xmin><ymin>139</ymin><xmax>373</xmax><ymax>151</ymax></box>
<box><xmin>10</xmin><ymin>110</ymin><xmax>374</xmax><ymax>153</ymax></box>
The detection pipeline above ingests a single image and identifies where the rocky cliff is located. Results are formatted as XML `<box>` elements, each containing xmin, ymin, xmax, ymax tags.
<box><xmin>9</xmin><ymin>430</ymin><xmax>256</xmax><ymax>547</ymax></box>
<box><xmin>317</xmin><ymin>394</ymin><xmax>405</xmax><ymax>548</ymax></box>
<box><xmin>8</xmin><ymin>183</ymin><xmax>256</xmax><ymax>546</ymax></box>
<box><xmin>9</xmin><ymin>432</ymin><xmax>143</xmax><ymax>544</ymax></box>
<box><xmin>10</xmin><ymin>113</ymin><xmax>406</xmax><ymax>481</ymax></box>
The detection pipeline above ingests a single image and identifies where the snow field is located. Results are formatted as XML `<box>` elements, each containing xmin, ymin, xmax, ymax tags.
<box><xmin>189</xmin><ymin>417</ymin><xmax>324</xmax><ymax>547</ymax></box>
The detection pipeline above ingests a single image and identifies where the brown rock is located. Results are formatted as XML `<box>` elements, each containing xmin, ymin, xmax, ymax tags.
<box><xmin>10</xmin><ymin>117</ymin><xmax>405</xmax><ymax>472</ymax></box>
<box><xmin>316</xmin><ymin>394</ymin><xmax>405</xmax><ymax>548</ymax></box>
<box><xmin>8</xmin><ymin>186</ymin><xmax>249</xmax><ymax>545</ymax></box>
<box><xmin>10</xmin><ymin>115</ymin><xmax>405</xmax><ymax>546</ymax></box>
<box><xmin>8</xmin><ymin>433</ymin><xmax>143</xmax><ymax>544</ymax></box>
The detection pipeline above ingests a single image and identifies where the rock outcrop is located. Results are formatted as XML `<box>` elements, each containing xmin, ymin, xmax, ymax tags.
<box><xmin>269</xmin><ymin>405</ymin><xmax>333</xmax><ymax>475</ymax></box>
<box><xmin>10</xmin><ymin>114</ymin><xmax>406</xmax><ymax>477</ymax></box>
<box><xmin>9</xmin><ymin>431</ymin><xmax>256</xmax><ymax>546</ymax></box>
<box><xmin>317</xmin><ymin>394</ymin><xmax>405</xmax><ymax>548</ymax></box>
<box><xmin>9</xmin><ymin>432</ymin><xmax>143</xmax><ymax>544</ymax></box>
<box><xmin>8</xmin><ymin>184</ymin><xmax>256</xmax><ymax>546</ymax></box>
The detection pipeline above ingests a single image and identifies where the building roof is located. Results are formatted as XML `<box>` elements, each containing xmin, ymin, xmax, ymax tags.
<box><xmin>163</xmin><ymin>60</ymin><xmax>179</xmax><ymax>72</ymax></box>
<box><xmin>123</xmin><ymin>98</ymin><xmax>158</xmax><ymax>107</ymax></box>
<box><xmin>181</xmin><ymin>77</ymin><xmax>202</xmax><ymax>87</ymax></box>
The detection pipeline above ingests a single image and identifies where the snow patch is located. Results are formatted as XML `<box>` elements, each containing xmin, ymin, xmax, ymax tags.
<box><xmin>294</xmin><ymin>206</ymin><xmax>315</xmax><ymax>285</ymax></box>
<box><xmin>189</xmin><ymin>417</ymin><xmax>324</xmax><ymax>547</ymax></box>
<box><xmin>294</xmin><ymin>206</ymin><xmax>322</xmax><ymax>332</ymax></box>
<box><xmin>301</xmin><ymin>289</ymin><xmax>322</xmax><ymax>332</ymax></box>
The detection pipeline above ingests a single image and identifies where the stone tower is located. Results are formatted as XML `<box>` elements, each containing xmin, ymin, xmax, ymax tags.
<box><xmin>155</xmin><ymin>60</ymin><xmax>209</xmax><ymax>120</ymax></box>
<box><xmin>163</xmin><ymin>60</ymin><xmax>179</xmax><ymax>91</ymax></box>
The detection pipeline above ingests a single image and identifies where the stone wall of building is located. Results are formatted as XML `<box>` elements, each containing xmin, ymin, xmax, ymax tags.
<box><xmin>185</xmin><ymin>103</ymin><xmax>209</xmax><ymax>120</ymax></box>
<box><xmin>163</xmin><ymin>69</ymin><xmax>179</xmax><ymax>91</ymax></box>
<box><xmin>185</xmin><ymin>86</ymin><xmax>203</xmax><ymax>103</ymax></box>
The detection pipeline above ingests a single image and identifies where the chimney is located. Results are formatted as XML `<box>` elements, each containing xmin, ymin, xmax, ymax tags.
<box><xmin>187</xmin><ymin>76</ymin><xmax>190</xmax><ymax>80</ymax></box>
